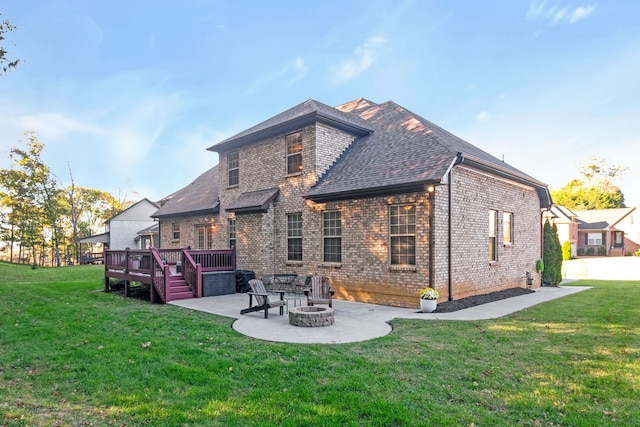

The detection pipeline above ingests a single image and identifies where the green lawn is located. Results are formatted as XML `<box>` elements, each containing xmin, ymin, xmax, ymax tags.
<box><xmin>1</xmin><ymin>262</ymin><xmax>638</xmax><ymax>426</ymax></box>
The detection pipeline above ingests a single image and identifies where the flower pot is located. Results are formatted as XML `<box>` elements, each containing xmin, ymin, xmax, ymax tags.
<box><xmin>420</xmin><ymin>298</ymin><xmax>437</xmax><ymax>313</ymax></box>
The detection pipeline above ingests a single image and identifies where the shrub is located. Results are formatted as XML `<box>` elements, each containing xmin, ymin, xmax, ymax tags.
<box><xmin>577</xmin><ymin>247</ymin><xmax>585</xmax><ymax>256</ymax></box>
<box><xmin>562</xmin><ymin>241</ymin><xmax>572</xmax><ymax>260</ymax></box>
<box><xmin>586</xmin><ymin>247</ymin><xmax>595</xmax><ymax>256</ymax></box>
<box><xmin>598</xmin><ymin>246</ymin><xmax>607</xmax><ymax>256</ymax></box>
<box><xmin>542</xmin><ymin>221</ymin><xmax>562</xmax><ymax>285</ymax></box>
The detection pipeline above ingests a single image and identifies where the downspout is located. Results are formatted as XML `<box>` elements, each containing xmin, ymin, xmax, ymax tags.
<box><xmin>448</xmin><ymin>153</ymin><xmax>463</xmax><ymax>301</ymax></box>
<box><xmin>428</xmin><ymin>186</ymin><xmax>435</xmax><ymax>289</ymax></box>
<box><xmin>448</xmin><ymin>169</ymin><xmax>453</xmax><ymax>301</ymax></box>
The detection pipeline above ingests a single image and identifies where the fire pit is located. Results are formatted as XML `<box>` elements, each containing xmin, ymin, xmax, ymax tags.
<box><xmin>289</xmin><ymin>306</ymin><xmax>334</xmax><ymax>327</ymax></box>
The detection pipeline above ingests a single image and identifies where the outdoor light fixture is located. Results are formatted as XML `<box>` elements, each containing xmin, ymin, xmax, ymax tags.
<box><xmin>427</xmin><ymin>185</ymin><xmax>435</xmax><ymax>193</ymax></box>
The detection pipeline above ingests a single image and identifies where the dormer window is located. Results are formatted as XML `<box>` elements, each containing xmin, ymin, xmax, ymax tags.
<box><xmin>228</xmin><ymin>150</ymin><xmax>239</xmax><ymax>187</ymax></box>
<box><xmin>286</xmin><ymin>132</ymin><xmax>303</xmax><ymax>175</ymax></box>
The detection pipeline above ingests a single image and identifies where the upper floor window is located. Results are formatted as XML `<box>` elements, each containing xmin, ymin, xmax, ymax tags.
<box><xmin>287</xmin><ymin>213</ymin><xmax>303</xmax><ymax>261</ymax></box>
<box><xmin>503</xmin><ymin>212</ymin><xmax>513</xmax><ymax>244</ymax></box>
<box><xmin>323</xmin><ymin>210</ymin><xmax>342</xmax><ymax>263</ymax></box>
<box><xmin>228</xmin><ymin>218</ymin><xmax>236</xmax><ymax>249</ymax></box>
<box><xmin>390</xmin><ymin>204</ymin><xmax>416</xmax><ymax>265</ymax></box>
<box><xmin>286</xmin><ymin>132</ymin><xmax>303</xmax><ymax>175</ymax></box>
<box><xmin>228</xmin><ymin>151</ymin><xmax>239</xmax><ymax>187</ymax></box>
<box><xmin>489</xmin><ymin>210</ymin><xmax>498</xmax><ymax>261</ymax></box>
<box><xmin>172</xmin><ymin>223</ymin><xmax>180</xmax><ymax>241</ymax></box>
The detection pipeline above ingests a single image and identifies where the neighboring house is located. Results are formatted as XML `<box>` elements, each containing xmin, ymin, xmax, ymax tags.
<box><xmin>152</xmin><ymin>166</ymin><xmax>220</xmax><ymax>249</ymax></box>
<box><xmin>571</xmin><ymin>207</ymin><xmax>639</xmax><ymax>256</ymax></box>
<box><xmin>158</xmin><ymin>98</ymin><xmax>552</xmax><ymax>307</ymax></box>
<box><xmin>545</xmin><ymin>205</ymin><xmax>579</xmax><ymax>257</ymax></box>
<box><xmin>79</xmin><ymin>198</ymin><xmax>160</xmax><ymax>251</ymax></box>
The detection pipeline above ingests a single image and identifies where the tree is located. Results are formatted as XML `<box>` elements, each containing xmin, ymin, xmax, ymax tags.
<box><xmin>542</xmin><ymin>221</ymin><xmax>562</xmax><ymax>286</ymax></box>
<box><xmin>0</xmin><ymin>13</ymin><xmax>19</xmax><ymax>75</ymax></box>
<box><xmin>1</xmin><ymin>134</ymin><xmax>136</xmax><ymax>265</ymax></box>
<box><xmin>0</xmin><ymin>133</ymin><xmax>63</xmax><ymax>266</ymax></box>
<box><xmin>551</xmin><ymin>158</ymin><xmax>628</xmax><ymax>210</ymax></box>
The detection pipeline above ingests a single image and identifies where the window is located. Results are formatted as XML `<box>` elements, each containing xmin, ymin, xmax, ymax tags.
<box><xmin>286</xmin><ymin>132</ymin><xmax>303</xmax><ymax>175</ymax></box>
<box><xmin>195</xmin><ymin>224</ymin><xmax>215</xmax><ymax>249</ymax></box>
<box><xmin>287</xmin><ymin>213</ymin><xmax>303</xmax><ymax>261</ymax></box>
<box><xmin>390</xmin><ymin>204</ymin><xmax>416</xmax><ymax>265</ymax></box>
<box><xmin>172</xmin><ymin>223</ymin><xmax>180</xmax><ymax>241</ymax></box>
<box><xmin>587</xmin><ymin>232</ymin><xmax>602</xmax><ymax>246</ymax></box>
<box><xmin>503</xmin><ymin>212</ymin><xmax>513</xmax><ymax>244</ymax></box>
<box><xmin>228</xmin><ymin>151</ymin><xmax>239</xmax><ymax>186</ymax></box>
<box><xmin>228</xmin><ymin>218</ymin><xmax>236</xmax><ymax>249</ymax></box>
<box><xmin>489</xmin><ymin>210</ymin><xmax>498</xmax><ymax>261</ymax></box>
<box><xmin>323</xmin><ymin>210</ymin><xmax>342</xmax><ymax>263</ymax></box>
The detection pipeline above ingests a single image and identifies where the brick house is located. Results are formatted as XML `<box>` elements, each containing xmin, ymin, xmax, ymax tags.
<box><xmin>572</xmin><ymin>207</ymin><xmax>639</xmax><ymax>256</ymax></box>
<box><xmin>155</xmin><ymin>98</ymin><xmax>552</xmax><ymax>308</ymax></box>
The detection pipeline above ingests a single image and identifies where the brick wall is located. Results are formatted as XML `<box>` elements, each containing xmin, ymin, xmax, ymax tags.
<box><xmin>439</xmin><ymin>166</ymin><xmax>542</xmax><ymax>300</ymax></box>
<box><xmin>158</xmin><ymin>214</ymin><xmax>221</xmax><ymax>249</ymax></box>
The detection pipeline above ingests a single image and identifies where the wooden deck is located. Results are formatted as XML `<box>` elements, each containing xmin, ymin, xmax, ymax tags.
<box><xmin>104</xmin><ymin>247</ymin><xmax>236</xmax><ymax>303</ymax></box>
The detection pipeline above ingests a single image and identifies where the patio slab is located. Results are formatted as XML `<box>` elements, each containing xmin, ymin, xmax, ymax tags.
<box><xmin>169</xmin><ymin>285</ymin><xmax>591</xmax><ymax>344</ymax></box>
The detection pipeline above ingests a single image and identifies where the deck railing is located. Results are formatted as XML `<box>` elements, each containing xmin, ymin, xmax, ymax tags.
<box><xmin>150</xmin><ymin>247</ymin><xmax>168</xmax><ymax>302</ymax></box>
<box><xmin>181</xmin><ymin>248</ymin><xmax>202</xmax><ymax>298</ymax></box>
<box><xmin>189</xmin><ymin>248</ymin><xmax>236</xmax><ymax>271</ymax></box>
<box><xmin>104</xmin><ymin>247</ymin><xmax>236</xmax><ymax>303</ymax></box>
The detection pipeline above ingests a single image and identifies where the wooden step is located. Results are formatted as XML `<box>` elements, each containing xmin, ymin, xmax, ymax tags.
<box><xmin>170</xmin><ymin>291</ymin><xmax>196</xmax><ymax>300</ymax></box>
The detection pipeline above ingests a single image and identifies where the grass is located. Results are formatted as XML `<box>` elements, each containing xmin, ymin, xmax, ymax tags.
<box><xmin>0</xmin><ymin>261</ymin><xmax>638</xmax><ymax>426</ymax></box>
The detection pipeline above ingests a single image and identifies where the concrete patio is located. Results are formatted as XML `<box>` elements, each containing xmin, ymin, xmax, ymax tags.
<box><xmin>170</xmin><ymin>285</ymin><xmax>591</xmax><ymax>344</ymax></box>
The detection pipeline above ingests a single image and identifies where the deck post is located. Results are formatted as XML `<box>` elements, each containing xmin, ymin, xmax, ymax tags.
<box><xmin>196</xmin><ymin>264</ymin><xmax>202</xmax><ymax>298</ymax></box>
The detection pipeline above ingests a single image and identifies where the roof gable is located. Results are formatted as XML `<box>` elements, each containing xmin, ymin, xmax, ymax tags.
<box><xmin>152</xmin><ymin>166</ymin><xmax>219</xmax><ymax>218</ymax></box>
<box><xmin>207</xmin><ymin>99</ymin><xmax>373</xmax><ymax>153</ymax></box>
<box><xmin>109</xmin><ymin>198</ymin><xmax>160</xmax><ymax>222</ymax></box>
<box><xmin>573</xmin><ymin>207</ymin><xmax>636</xmax><ymax>230</ymax></box>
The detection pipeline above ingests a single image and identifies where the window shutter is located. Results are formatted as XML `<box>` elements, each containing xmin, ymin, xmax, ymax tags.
<box><xmin>585</xmin><ymin>234</ymin><xmax>588</xmax><ymax>245</ymax></box>
<box><xmin>602</xmin><ymin>233</ymin><xmax>606</xmax><ymax>247</ymax></box>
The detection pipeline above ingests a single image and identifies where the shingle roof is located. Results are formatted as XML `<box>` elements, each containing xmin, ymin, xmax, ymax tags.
<box><xmin>548</xmin><ymin>205</ymin><xmax>578</xmax><ymax>223</ymax></box>
<box><xmin>226</xmin><ymin>188</ymin><xmax>279</xmax><ymax>214</ymax></box>
<box><xmin>152</xmin><ymin>166</ymin><xmax>219</xmax><ymax>218</ymax></box>
<box><xmin>573</xmin><ymin>207</ymin><xmax>635</xmax><ymax>230</ymax></box>
<box><xmin>207</xmin><ymin>99</ymin><xmax>373</xmax><ymax>153</ymax></box>
<box><xmin>305</xmin><ymin>100</ymin><xmax>549</xmax><ymax>205</ymax></box>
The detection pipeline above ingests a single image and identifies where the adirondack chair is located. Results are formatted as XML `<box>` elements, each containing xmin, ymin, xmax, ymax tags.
<box><xmin>240</xmin><ymin>279</ymin><xmax>286</xmax><ymax>318</ymax></box>
<box><xmin>304</xmin><ymin>276</ymin><xmax>334</xmax><ymax>308</ymax></box>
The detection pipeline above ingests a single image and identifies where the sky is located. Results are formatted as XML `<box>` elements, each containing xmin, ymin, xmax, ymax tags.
<box><xmin>1</xmin><ymin>0</ymin><xmax>639</xmax><ymax>206</ymax></box>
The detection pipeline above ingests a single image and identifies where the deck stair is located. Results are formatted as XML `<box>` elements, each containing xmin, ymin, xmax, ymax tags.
<box><xmin>168</xmin><ymin>273</ymin><xmax>195</xmax><ymax>300</ymax></box>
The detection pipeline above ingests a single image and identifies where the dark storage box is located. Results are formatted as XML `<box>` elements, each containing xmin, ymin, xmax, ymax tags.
<box><xmin>202</xmin><ymin>271</ymin><xmax>236</xmax><ymax>296</ymax></box>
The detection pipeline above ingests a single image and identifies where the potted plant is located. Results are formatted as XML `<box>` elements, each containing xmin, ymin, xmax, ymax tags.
<box><xmin>419</xmin><ymin>287</ymin><xmax>439</xmax><ymax>313</ymax></box>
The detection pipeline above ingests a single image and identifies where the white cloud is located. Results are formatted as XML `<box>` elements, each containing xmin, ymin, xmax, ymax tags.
<box><xmin>475</xmin><ymin>111</ymin><xmax>492</xmax><ymax>123</ymax></box>
<box><xmin>329</xmin><ymin>36</ymin><xmax>387</xmax><ymax>84</ymax></box>
<box><xmin>526</xmin><ymin>1</ymin><xmax>596</xmax><ymax>25</ymax></box>
<box><xmin>552</xmin><ymin>7</ymin><xmax>568</xmax><ymax>24</ymax></box>
<box><xmin>286</xmin><ymin>56</ymin><xmax>308</xmax><ymax>86</ymax></box>
<box><xmin>570</xmin><ymin>5</ymin><xmax>596</xmax><ymax>24</ymax></box>
<box><xmin>243</xmin><ymin>56</ymin><xmax>309</xmax><ymax>95</ymax></box>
